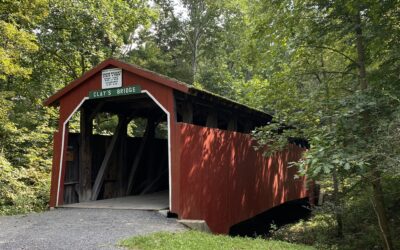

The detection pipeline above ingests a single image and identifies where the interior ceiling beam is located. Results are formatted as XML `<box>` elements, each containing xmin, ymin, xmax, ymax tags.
<box><xmin>98</xmin><ymin>108</ymin><xmax>164</xmax><ymax>118</ymax></box>
<box><xmin>102</xmin><ymin>102</ymin><xmax>157</xmax><ymax>110</ymax></box>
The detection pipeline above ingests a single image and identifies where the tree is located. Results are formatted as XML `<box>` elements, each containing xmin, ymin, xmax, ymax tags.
<box><xmin>0</xmin><ymin>0</ymin><xmax>52</xmax><ymax>214</ymax></box>
<box><xmin>0</xmin><ymin>0</ymin><xmax>47</xmax><ymax>80</ymax></box>
<box><xmin>250</xmin><ymin>1</ymin><xmax>400</xmax><ymax>248</ymax></box>
<box><xmin>0</xmin><ymin>0</ymin><xmax>156</xmax><ymax>215</ymax></box>
<box><xmin>139</xmin><ymin>0</ymin><xmax>222</xmax><ymax>84</ymax></box>
<box><xmin>35</xmin><ymin>0</ymin><xmax>155</xmax><ymax>84</ymax></box>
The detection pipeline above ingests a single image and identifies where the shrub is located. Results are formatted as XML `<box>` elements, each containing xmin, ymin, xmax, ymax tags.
<box><xmin>0</xmin><ymin>154</ymin><xmax>50</xmax><ymax>215</ymax></box>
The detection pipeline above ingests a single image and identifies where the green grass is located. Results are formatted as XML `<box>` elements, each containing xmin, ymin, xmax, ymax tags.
<box><xmin>119</xmin><ymin>230</ymin><xmax>315</xmax><ymax>250</ymax></box>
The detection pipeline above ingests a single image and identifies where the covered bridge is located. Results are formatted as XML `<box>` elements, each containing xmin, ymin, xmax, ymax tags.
<box><xmin>44</xmin><ymin>58</ymin><xmax>309</xmax><ymax>234</ymax></box>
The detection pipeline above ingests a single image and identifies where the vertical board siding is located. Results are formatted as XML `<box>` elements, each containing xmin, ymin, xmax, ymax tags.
<box><xmin>48</xmin><ymin>60</ymin><xmax>307</xmax><ymax>233</ymax></box>
<box><xmin>49</xmin><ymin>131</ymin><xmax>61</xmax><ymax>207</ymax></box>
<box><xmin>178</xmin><ymin>123</ymin><xmax>307</xmax><ymax>234</ymax></box>
<box><xmin>50</xmin><ymin>68</ymin><xmax>178</xmax><ymax>210</ymax></box>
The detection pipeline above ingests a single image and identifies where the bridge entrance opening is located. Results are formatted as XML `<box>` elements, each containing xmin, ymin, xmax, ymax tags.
<box><xmin>61</xmin><ymin>93</ymin><xmax>170</xmax><ymax>210</ymax></box>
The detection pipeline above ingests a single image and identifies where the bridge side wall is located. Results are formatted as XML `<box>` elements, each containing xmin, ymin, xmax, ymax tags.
<box><xmin>178</xmin><ymin>123</ymin><xmax>308</xmax><ymax>234</ymax></box>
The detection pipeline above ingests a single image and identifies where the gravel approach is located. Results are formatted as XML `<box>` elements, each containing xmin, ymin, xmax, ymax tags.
<box><xmin>0</xmin><ymin>208</ymin><xmax>186</xmax><ymax>250</ymax></box>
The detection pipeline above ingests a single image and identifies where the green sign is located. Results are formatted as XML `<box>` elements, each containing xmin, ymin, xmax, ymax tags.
<box><xmin>89</xmin><ymin>85</ymin><xmax>141</xmax><ymax>99</ymax></box>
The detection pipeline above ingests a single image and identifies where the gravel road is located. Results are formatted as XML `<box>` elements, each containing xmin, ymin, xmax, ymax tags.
<box><xmin>0</xmin><ymin>208</ymin><xmax>186</xmax><ymax>250</ymax></box>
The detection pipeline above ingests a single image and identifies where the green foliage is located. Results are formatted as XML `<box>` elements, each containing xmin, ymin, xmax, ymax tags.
<box><xmin>249</xmin><ymin>0</ymin><xmax>400</xmax><ymax>174</ymax></box>
<box><xmin>0</xmin><ymin>0</ymin><xmax>47</xmax><ymax>80</ymax></box>
<box><xmin>0</xmin><ymin>154</ymin><xmax>50</xmax><ymax>215</ymax></box>
<box><xmin>0</xmin><ymin>0</ymin><xmax>155</xmax><ymax>215</ymax></box>
<box><xmin>270</xmin><ymin>176</ymin><xmax>400</xmax><ymax>250</ymax></box>
<box><xmin>0</xmin><ymin>0</ymin><xmax>54</xmax><ymax>215</ymax></box>
<box><xmin>0</xmin><ymin>20</ymin><xmax>37</xmax><ymax>79</ymax></box>
<box><xmin>244</xmin><ymin>1</ymin><xmax>400</xmax><ymax>248</ymax></box>
<box><xmin>93</xmin><ymin>113</ymin><xmax>119</xmax><ymax>136</ymax></box>
<box><xmin>0</xmin><ymin>0</ymin><xmax>399</xmax><ymax>249</ymax></box>
<box><xmin>36</xmin><ymin>0</ymin><xmax>155</xmax><ymax>82</ymax></box>
<box><xmin>119</xmin><ymin>230</ymin><xmax>315</xmax><ymax>250</ymax></box>
<box><xmin>270</xmin><ymin>214</ymin><xmax>336</xmax><ymax>249</ymax></box>
<box><xmin>0</xmin><ymin>93</ymin><xmax>54</xmax><ymax>214</ymax></box>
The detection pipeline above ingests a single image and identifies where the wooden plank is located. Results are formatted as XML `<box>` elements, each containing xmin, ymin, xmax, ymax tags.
<box><xmin>88</xmin><ymin>102</ymin><xmax>105</xmax><ymax>120</ymax></box>
<box><xmin>126</xmin><ymin>118</ymin><xmax>157</xmax><ymax>195</ymax></box>
<box><xmin>79</xmin><ymin>107</ymin><xmax>93</xmax><ymax>202</ymax></box>
<box><xmin>91</xmin><ymin>116</ymin><xmax>127</xmax><ymax>201</ymax></box>
<box><xmin>244</xmin><ymin>120</ymin><xmax>253</xmax><ymax>133</ymax></box>
<box><xmin>181</xmin><ymin>101</ymin><xmax>193</xmax><ymax>123</ymax></box>
<box><xmin>117</xmin><ymin>119</ymin><xmax>127</xmax><ymax>197</ymax></box>
<box><xmin>227</xmin><ymin>117</ymin><xmax>238</xmax><ymax>131</ymax></box>
<box><xmin>140</xmin><ymin>148</ymin><xmax>168</xmax><ymax>195</ymax></box>
<box><xmin>143</xmin><ymin>137</ymin><xmax>156</xmax><ymax>191</ymax></box>
<box><xmin>140</xmin><ymin>168</ymin><xmax>168</xmax><ymax>195</ymax></box>
<box><xmin>206</xmin><ymin>111</ymin><xmax>218</xmax><ymax>128</ymax></box>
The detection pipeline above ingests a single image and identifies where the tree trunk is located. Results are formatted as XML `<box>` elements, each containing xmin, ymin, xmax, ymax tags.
<box><xmin>319</xmin><ymin>53</ymin><xmax>343</xmax><ymax>238</ymax></box>
<box><xmin>370</xmin><ymin>170</ymin><xmax>393</xmax><ymax>250</ymax></box>
<box><xmin>355</xmin><ymin>14</ymin><xmax>367</xmax><ymax>90</ymax></box>
<box><xmin>332</xmin><ymin>168</ymin><xmax>343</xmax><ymax>238</ymax></box>
<box><xmin>191</xmin><ymin>31</ymin><xmax>199</xmax><ymax>84</ymax></box>
<box><xmin>354</xmin><ymin>12</ymin><xmax>393</xmax><ymax>250</ymax></box>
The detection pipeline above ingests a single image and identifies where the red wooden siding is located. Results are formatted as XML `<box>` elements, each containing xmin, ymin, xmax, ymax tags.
<box><xmin>46</xmin><ymin>59</ymin><xmax>309</xmax><ymax>235</ymax></box>
<box><xmin>178</xmin><ymin>123</ymin><xmax>307</xmax><ymax>234</ymax></box>
<box><xmin>49</xmin><ymin>131</ymin><xmax>61</xmax><ymax>207</ymax></box>
<box><xmin>49</xmin><ymin>67</ymin><xmax>182</xmax><ymax>212</ymax></box>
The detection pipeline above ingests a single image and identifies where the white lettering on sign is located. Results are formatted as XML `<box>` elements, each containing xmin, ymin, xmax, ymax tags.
<box><xmin>102</xmin><ymin>68</ymin><xmax>122</xmax><ymax>89</ymax></box>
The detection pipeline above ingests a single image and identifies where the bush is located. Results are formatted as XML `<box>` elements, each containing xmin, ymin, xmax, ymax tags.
<box><xmin>0</xmin><ymin>155</ymin><xmax>50</xmax><ymax>215</ymax></box>
<box><xmin>269</xmin><ymin>181</ymin><xmax>400</xmax><ymax>250</ymax></box>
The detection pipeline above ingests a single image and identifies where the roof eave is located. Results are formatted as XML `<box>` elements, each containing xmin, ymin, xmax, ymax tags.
<box><xmin>187</xmin><ymin>87</ymin><xmax>273</xmax><ymax>120</ymax></box>
<box><xmin>43</xmin><ymin>58</ymin><xmax>190</xmax><ymax>107</ymax></box>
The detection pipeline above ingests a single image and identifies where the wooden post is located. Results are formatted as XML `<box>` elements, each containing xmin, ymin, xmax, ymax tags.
<box><xmin>206</xmin><ymin>111</ymin><xmax>218</xmax><ymax>128</ymax></box>
<box><xmin>91</xmin><ymin>115</ymin><xmax>127</xmax><ymax>201</ymax></box>
<box><xmin>227</xmin><ymin>117</ymin><xmax>238</xmax><ymax>131</ymax></box>
<box><xmin>117</xmin><ymin>119</ymin><xmax>127</xmax><ymax>197</ymax></box>
<box><xmin>126</xmin><ymin>117</ymin><xmax>157</xmax><ymax>195</ymax></box>
<box><xmin>79</xmin><ymin>107</ymin><xmax>92</xmax><ymax>202</ymax></box>
<box><xmin>181</xmin><ymin>102</ymin><xmax>193</xmax><ymax>123</ymax></box>
<box><xmin>88</xmin><ymin>102</ymin><xmax>104</xmax><ymax>121</ymax></box>
<box><xmin>244</xmin><ymin>120</ymin><xmax>253</xmax><ymax>133</ymax></box>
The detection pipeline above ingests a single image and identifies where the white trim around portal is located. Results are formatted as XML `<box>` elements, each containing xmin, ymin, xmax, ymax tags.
<box><xmin>56</xmin><ymin>97</ymin><xmax>88</xmax><ymax>207</ymax></box>
<box><xmin>55</xmin><ymin>91</ymin><xmax>172</xmax><ymax>210</ymax></box>
<box><xmin>140</xmin><ymin>90</ymin><xmax>172</xmax><ymax>210</ymax></box>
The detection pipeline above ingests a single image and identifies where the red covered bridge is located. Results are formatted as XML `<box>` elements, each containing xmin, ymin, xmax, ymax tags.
<box><xmin>44</xmin><ymin>58</ymin><xmax>309</xmax><ymax>234</ymax></box>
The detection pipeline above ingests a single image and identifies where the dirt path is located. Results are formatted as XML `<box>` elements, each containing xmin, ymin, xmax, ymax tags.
<box><xmin>0</xmin><ymin>208</ymin><xmax>186</xmax><ymax>250</ymax></box>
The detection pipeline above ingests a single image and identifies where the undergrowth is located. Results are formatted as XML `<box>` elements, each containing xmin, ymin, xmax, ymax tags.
<box><xmin>269</xmin><ymin>178</ymin><xmax>400</xmax><ymax>250</ymax></box>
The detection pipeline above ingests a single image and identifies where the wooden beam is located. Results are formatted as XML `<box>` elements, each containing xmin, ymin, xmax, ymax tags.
<box><xmin>79</xmin><ymin>107</ymin><xmax>93</xmax><ymax>202</ymax></box>
<box><xmin>243</xmin><ymin>120</ymin><xmax>253</xmax><ymax>133</ymax></box>
<box><xmin>227</xmin><ymin>117</ymin><xmax>238</xmax><ymax>132</ymax></box>
<box><xmin>88</xmin><ymin>102</ymin><xmax>105</xmax><ymax>121</ymax></box>
<box><xmin>140</xmin><ymin>168</ymin><xmax>168</xmax><ymax>195</ymax></box>
<box><xmin>117</xmin><ymin>118</ymin><xmax>127</xmax><ymax>197</ymax></box>
<box><xmin>140</xmin><ymin>148</ymin><xmax>168</xmax><ymax>195</ymax></box>
<box><xmin>91</xmin><ymin>115</ymin><xmax>127</xmax><ymax>201</ymax></box>
<box><xmin>181</xmin><ymin>101</ymin><xmax>193</xmax><ymax>123</ymax></box>
<box><xmin>206</xmin><ymin>111</ymin><xmax>218</xmax><ymax>128</ymax></box>
<box><xmin>126</xmin><ymin>117</ymin><xmax>157</xmax><ymax>195</ymax></box>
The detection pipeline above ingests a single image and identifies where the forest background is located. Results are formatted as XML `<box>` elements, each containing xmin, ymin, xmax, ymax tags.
<box><xmin>0</xmin><ymin>0</ymin><xmax>399</xmax><ymax>249</ymax></box>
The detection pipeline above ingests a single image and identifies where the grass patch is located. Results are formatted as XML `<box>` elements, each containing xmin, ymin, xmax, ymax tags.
<box><xmin>119</xmin><ymin>230</ymin><xmax>315</xmax><ymax>250</ymax></box>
